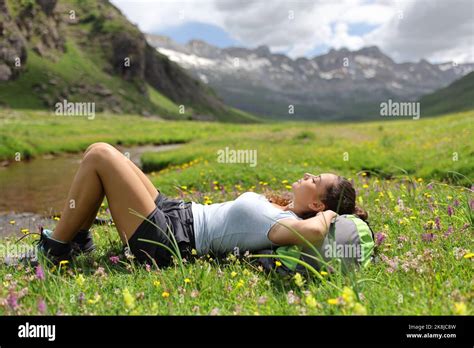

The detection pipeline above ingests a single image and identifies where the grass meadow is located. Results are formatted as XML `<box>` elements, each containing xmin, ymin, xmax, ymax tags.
<box><xmin>0</xmin><ymin>109</ymin><xmax>472</xmax><ymax>315</ymax></box>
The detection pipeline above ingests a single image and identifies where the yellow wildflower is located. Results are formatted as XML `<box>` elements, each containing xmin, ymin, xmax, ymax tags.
<box><xmin>162</xmin><ymin>291</ymin><xmax>170</xmax><ymax>298</ymax></box>
<box><xmin>293</xmin><ymin>273</ymin><xmax>305</xmax><ymax>287</ymax></box>
<box><xmin>453</xmin><ymin>302</ymin><xmax>467</xmax><ymax>315</ymax></box>
<box><xmin>341</xmin><ymin>287</ymin><xmax>356</xmax><ymax>305</ymax></box>
<box><xmin>463</xmin><ymin>253</ymin><xmax>474</xmax><ymax>259</ymax></box>
<box><xmin>153</xmin><ymin>280</ymin><xmax>161</xmax><ymax>287</ymax></box>
<box><xmin>275</xmin><ymin>261</ymin><xmax>282</xmax><ymax>267</ymax></box>
<box><xmin>327</xmin><ymin>298</ymin><xmax>339</xmax><ymax>305</ymax></box>
<box><xmin>352</xmin><ymin>302</ymin><xmax>367</xmax><ymax>315</ymax></box>
<box><xmin>88</xmin><ymin>293</ymin><xmax>101</xmax><ymax>304</ymax></box>
<box><xmin>231</xmin><ymin>271</ymin><xmax>238</xmax><ymax>278</ymax></box>
<box><xmin>123</xmin><ymin>288</ymin><xmax>135</xmax><ymax>309</ymax></box>
<box><xmin>305</xmin><ymin>295</ymin><xmax>318</xmax><ymax>308</ymax></box>
<box><xmin>76</xmin><ymin>274</ymin><xmax>85</xmax><ymax>287</ymax></box>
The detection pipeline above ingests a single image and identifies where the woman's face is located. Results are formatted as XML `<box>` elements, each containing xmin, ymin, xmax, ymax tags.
<box><xmin>291</xmin><ymin>172</ymin><xmax>338</xmax><ymax>213</ymax></box>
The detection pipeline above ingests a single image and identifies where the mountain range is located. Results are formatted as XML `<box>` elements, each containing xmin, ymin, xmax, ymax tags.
<box><xmin>147</xmin><ymin>34</ymin><xmax>474</xmax><ymax>120</ymax></box>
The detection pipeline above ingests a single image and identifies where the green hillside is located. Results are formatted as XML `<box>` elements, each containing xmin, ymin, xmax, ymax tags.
<box><xmin>419</xmin><ymin>71</ymin><xmax>474</xmax><ymax>116</ymax></box>
<box><xmin>0</xmin><ymin>0</ymin><xmax>259</xmax><ymax>123</ymax></box>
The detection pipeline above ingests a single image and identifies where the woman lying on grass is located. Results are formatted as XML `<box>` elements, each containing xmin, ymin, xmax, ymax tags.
<box><xmin>7</xmin><ymin>142</ymin><xmax>374</xmax><ymax>271</ymax></box>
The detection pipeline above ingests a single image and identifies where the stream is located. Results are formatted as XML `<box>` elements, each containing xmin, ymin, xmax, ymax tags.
<box><xmin>0</xmin><ymin>143</ymin><xmax>181</xmax><ymax>237</ymax></box>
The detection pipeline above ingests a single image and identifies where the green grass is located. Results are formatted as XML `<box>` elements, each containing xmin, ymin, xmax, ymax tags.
<box><xmin>147</xmin><ymin>84</ymin><xmax>191</xmax><ymax>118</ymax></box>
<box><xmin>0</xmin><ymin>110</ymin><xmax>472</xmax><ymax>315</ymax></box>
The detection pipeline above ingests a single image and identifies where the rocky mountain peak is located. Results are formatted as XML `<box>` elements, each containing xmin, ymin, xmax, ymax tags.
<box><xmin>146</xmin><ymin>34</ymin><xmax>474</xmax><ymax>120</ymax></box>
<box><xmin>254</xmin><ymin>45</ymin><xmax>271</xmax><ymax>56</ymax></box>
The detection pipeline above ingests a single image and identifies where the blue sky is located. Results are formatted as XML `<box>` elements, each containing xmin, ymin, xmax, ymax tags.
<box><xmin>347</xmin><ymin>22</ymin><xmax>379</xmax><ymax>36</ymax></box>
<box><xmin>157</xmin><ymin>22</ymin><xmax>242</xmax><ymax>48</ymax></box>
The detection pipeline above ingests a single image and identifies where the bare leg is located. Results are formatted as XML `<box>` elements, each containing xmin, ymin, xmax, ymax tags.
<box><xmin>83</xmin><ymin>143</ymin><xmax>158</xmax><ymax>200</ymax></box>
<box><xmin>52</xmin><ymin>143</ymin><xmax>157</xmax><ymax>244</ymax></box>
<box><xmin>77</xmin><ymin>143</ymin><xmax>159</xmax><ymax>231</ymax></box>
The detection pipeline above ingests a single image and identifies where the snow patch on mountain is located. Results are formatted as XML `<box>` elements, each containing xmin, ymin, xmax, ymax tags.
<box><xmin>363</xmin><ymin>68</ymin><xmax>376</xmax><ymax>78</ymax></box>
<box><xmin>157</xmin><ymin>48</ymin><xmax>215</xmax><ymax>68</ymax></box>
<box><xmin>355</xmin><ymin>55</ymin><xmax>380</xmax><ymax>67</ymax></box>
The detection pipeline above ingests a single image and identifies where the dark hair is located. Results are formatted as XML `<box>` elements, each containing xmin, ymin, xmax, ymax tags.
<box><xmin>322</xmin><ymin>176</ymin><xmax>368</xmax><ymax>221</ymax></box>
<box><xmin>265</xmin><ymin>175</ymin><xmax>368</xmax><ymax>221</ymax></box>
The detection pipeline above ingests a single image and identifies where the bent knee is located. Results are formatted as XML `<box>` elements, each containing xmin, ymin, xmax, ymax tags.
<box><xmin>83</xmin><ymin>142</ymin><xmax>119</xmax><ymax>164</ymax></box>
<box><xmin>85</xmin><ymin>142</ymin><xmax>112</xmax><ymax>154</ymax></box>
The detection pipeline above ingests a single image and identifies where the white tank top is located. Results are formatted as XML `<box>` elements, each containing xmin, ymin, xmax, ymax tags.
<box><xmin>191</xmin><ymin>192</ymin><xmax>301</xmax><ymax>255</ymax></box>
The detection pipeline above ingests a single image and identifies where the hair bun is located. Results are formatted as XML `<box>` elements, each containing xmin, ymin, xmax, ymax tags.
<box><xmin>354</xmin><ymin>206</ymin><xmax>368</xmax><ymax>221</ymax></box>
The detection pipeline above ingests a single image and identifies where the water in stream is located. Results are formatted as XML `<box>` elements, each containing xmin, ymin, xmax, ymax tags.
<box><xmin>0</xmin><ymin>144</ymin><xmax>181</xmax><ymax>215</ymax></box>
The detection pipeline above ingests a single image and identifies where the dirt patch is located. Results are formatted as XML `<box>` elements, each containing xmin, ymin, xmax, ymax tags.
<box><xmin>0</xmin><ymin>213</ymin><xmax>57</xmax><ymax>239</ymax></box>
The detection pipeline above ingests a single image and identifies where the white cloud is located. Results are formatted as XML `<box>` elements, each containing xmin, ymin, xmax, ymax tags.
<box><xmin>111</xmin><ymin>0</ymin><xmax>224</xmax><ymax>31</ymax></box>
<box><xmin>331</xmin><ymin>22</ymin><xmax>365</xmax><ymax>50</ymax></box>
<box><xmin>111</xmin><ymin>0</ymin><xmax>474</xmax><ymax>63</ymax></box>
<box><xmin>365</xmin><ymin>0</ymin><xmax>474</xmax><ymax>63</ymax></box>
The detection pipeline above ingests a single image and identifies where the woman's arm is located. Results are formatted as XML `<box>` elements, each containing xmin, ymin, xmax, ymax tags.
<box><xmin>268</xmin><ymin>210</ymin><xmax>337</xmax><ymax>246</ymax></box>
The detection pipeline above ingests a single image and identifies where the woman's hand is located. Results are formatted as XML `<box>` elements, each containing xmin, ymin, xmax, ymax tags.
<box><xmin>268</xmin><ymin>210</ymin><xmax>337</xmax><ymax>246</ymax></box>
<box><xmin>316</xmin><ymin>210</ymin><xmax>338</xmax><ymax>225</ymax></box>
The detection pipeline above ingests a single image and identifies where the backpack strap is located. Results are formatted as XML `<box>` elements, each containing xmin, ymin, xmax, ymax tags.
<box><xmin>344</xmin><ymin>214</ymin><xmax>375</xmax><ymax>268</ymax></box>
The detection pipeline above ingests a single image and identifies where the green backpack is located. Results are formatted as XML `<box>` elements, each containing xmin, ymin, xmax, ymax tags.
<box><xmin>255</xmin><ymin>214</ymin><xmax>375</xmax><ymax>276</ymax></box>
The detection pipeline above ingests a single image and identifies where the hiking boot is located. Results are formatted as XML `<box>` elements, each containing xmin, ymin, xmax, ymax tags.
<box><xmin>71</xmin><ymin>229</ymin><xmax>96</xmax><ymax>255</ymax></box>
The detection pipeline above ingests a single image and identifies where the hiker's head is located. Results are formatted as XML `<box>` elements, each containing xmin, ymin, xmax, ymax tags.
<box><xmin>292</xmin><ymin>173</ymin><xmax>368</xmax><ymax>221</ymax></box>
